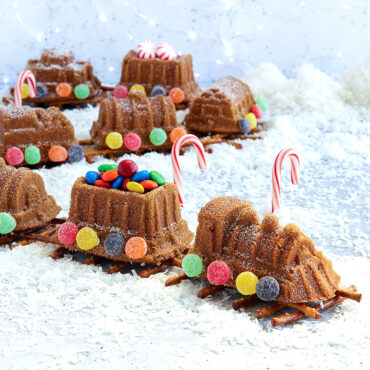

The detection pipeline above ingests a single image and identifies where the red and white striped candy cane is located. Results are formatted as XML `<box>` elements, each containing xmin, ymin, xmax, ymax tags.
<box><xmin>272</xmin><ymin>148</ymin><xmax>300</xmax><ymax>213</ymax></box>
<box><xmin>171</xmin><ymin>134</ymin><xmax>207</xmax><ymax>207</ymax></box>
<box><xmin>14</xmin><ymin>70</ymin><xmax>36</xmax><ymax>106</ymax></box>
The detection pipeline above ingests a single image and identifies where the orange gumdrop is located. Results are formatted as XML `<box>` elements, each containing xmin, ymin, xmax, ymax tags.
<box><xmin>170</xmin><ymin>127</ymin><xmax>187</xmax><ymax>143</ymax></box>
<box><xmin>56</xmin><ymin>82</ymin><xmax>72</xmax><ymax>98</ymax></box>
<box><xmin>48</xmin><ymin>145</ymin><xmax>68</xmax><ymax>162</ymax></box>
<box><xmin>169</xmin><ymin>87</ymin><xmax>185</xmax><ymax>104</ymax></box>
<box><xmin>125</xmin><ymin>237</ymin><xmax>148</xmax><ymax>259</ymax></box>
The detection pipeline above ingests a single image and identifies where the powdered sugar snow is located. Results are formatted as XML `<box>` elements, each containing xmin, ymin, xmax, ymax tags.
<box><xmin>0</xmin><ymin>59</ymin><xmax>369</xmax><ymax>369</ymax></box>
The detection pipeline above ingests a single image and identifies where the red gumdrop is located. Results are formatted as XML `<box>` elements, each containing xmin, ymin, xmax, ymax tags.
<box><xmin>118</xmin><ymin>159</ymin><xmax>138</xmax><ymax>177</ymax></box>
<box><xmin>101</xmin><ymin>169</ymin><xmax>119</xmax><ymax>182</ymax></box>
<box><xmin>95</xmin><ymin>179</ymin><xmax>111</xmax><ymax>188</ymax></box>
<box><xmin>113</xmin><ymin>85</ymin><xmax>128</xmax><ymax>99</ymax></box>
<box><xmin>58</xmin><ymin>222</ymin><xmax>78</xmax><ymax>244</ymax></box>
<box><xmin>207</xmin><ymin>260</ymin><xmax>231</xmax><ymax>285</ymax></box>
<box><xmin>5</xmin><ymin>147</ymin><xmax>24</xmax><ymax>165</ymax></box>
<box><xmin>252</xmin><ymin>104</ymin><xmax>263</xmax><ymax>119</ymax></box>
<box><xmin>122</xmin><ymin>177</ymin><xmax>131</xmax><ymax>191</ymax></box>
<box><xmin>124</xmin><ymin>133</ymin><xmax>142</xmax><ymax>151</ymax></box>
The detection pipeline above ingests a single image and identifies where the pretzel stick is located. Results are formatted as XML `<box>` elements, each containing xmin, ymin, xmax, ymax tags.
<box><xmin>232</xmin><ymin>295</ymin><xmax>257</xmax><ymax>310</ymax></box>
<box><xmin>79</xmin><ymin>139</ymin><xmax>93</xmax><ymax>145</ymax></box>
<box><xmin>198</xmin><ymin>285</ymin><xmax>223</xmax><ymax>299</ymax></box>
<box><xmin>165</xmin><ymin>272</ymin><xmax>189</xmax><ymax>286</ymax></box>
<box><xmin>255</xmin><ymin>303</ymin><xmax>286</xmax><ymax>319</ymax></box>
<box><xmin>171</xmin><ymin>258</ymin><xmax>183</xmax><ymax>267</ymax></box>
<box><xmin>139</xmin><ymin>264</ymin><xmax>167</xmax><ymax>278</ymax></box>
<box><xmin>285</xmin><ymin>303</ymin><xmax>321</xmax><ymax>319</ymax></box>
<box><xmin>49</xmin><ymin>246</ymin><xmax>67</xmax><ymax>260</ymax></box>
<box><xmin>82</xmin><ymin>255</ymin><xmax>100</xmax><ymax>265</ymax></box>
<box><xmin>108</xmin><ymin>262</ymin><xmax>126</xmax><ymax>274</ymax></box>
<box><xmin>336</xmin><ymin>288</ymin><xmax>362</xmax><ymax>302</ymax></box>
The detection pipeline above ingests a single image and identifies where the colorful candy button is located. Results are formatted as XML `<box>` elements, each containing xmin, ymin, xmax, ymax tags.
<box><xmin>132</xmin><ymin>170</ymin><xmax>150</xmax><ymax>183</ymax></box>
<box><xmin>5</xmin><ymin>147</ymin><xmax>24</xmax><ymax>165</ymax></box>
<box><xmin>68</xmin><ymin>145</ymin><xmax>84</xmax><ymax>163</ymax></box>
<box><xmin>149</xmin><ymin>128</ymin><xmax>167</xmax><ymax>146</ymax></box>
<box><xmin>74</xmin><ymin>84</ymin><xmax>90</xmax><ymax>100</ymax></box>
<box><xmin>86</xmin><ymin>171</ymin><xmax>100</xmax><ymax>185</ymax></box>
<box><xmin>130</xmin><ymin>84</ymin><xmax>145</xmax><ymax>93</ymax></box>
<box><xmin>149</xmin><ymin>171</ymin><xmax>165</xmax><ymax>186</ymax></box>
<box><xmin>113</xmin><ymin>85</ymin><xmax>128</xmax><ymax>99</ymax></box>
<box><xmin>140</xmin><ymin>180</ymin><xmax>158</xmax><ymax>191</ymax></box>
<box><xmin>124</xmin><ymin>133</ymin><xmax>142</xmax><ymax>151</ymax></box>
<box><xmin>169</xmin><ymin>87</ymin><xmax>185</xmax><ymax>104</ymax></box>
<box><xmin>182</xmin><ymin>254</ymin><xmax>203</xmax><ymax>277</ymax></box>
<box><xmin>21</xmin><ymin>84</ymin><xmax>29</xmax><ymax>99</ymax></box>
<box><xmin>207</xmin><ymin>261</ymin><xmax>231</xmax><ymax>285</ymax></box>
<box><xmin>56</xmin><ymin>82</ymin><xmax>72</xmax><ymax>97</ymax></box>
<box><xmin>58</xmin><ymin>222</ymin><xmax>78</xmax><ymax>244</ymax></box>
<box><xmin>245</xmin><ymin>113</ymin><xmax>257</xmax><ymax>130</ymax></box>
<box><xmin>48</xmin><ymin>145</ymin><xmax>68</xmax><ymax>162</ymax></box>
<box><xmin>112</xmin><ymin>176</ymin><xmax>124</xmax><ymax>189</ymax></box>
<box><xmin>0</xmin><ymin>212</ymin><xmax>16</xmax><ymax>234</ymax></box>
<box><xmin>151</xmin><ymin>85</ymin><xmax>166</xmax><ymax>97</ymax></box>
<box><xmin>105</xmin><ymin>132</ymin><xmax>123</xmax><ymax>149</ymax></box>
<box><xmin>126</xmin><ymin>181</ymin><xmax>145</xmax><ymax>194</ymax></box>
<box><xmin>101</xmin><ymin>169</ymin><xmax>119</xmax><ymax>182</ymax></box>
<box><xmin>24</xmin><ymin>146</ymin><xmax>41</xmax><ymax>165</ymax></box>
<box><xmin>118</xmin><ymin>160</ymin><xmax>138</xmax><ymax>177</ymax></box>
<box><xmin>170</xmin><ymin>127</ymin><xmax>187</xmax><ymax>143</ymax></box>
<box><xmin>256</xmin><ymin>276</ymin><xmax>280</xmax><ymax>301</ymax></box>
<box><xmin>36</xmin><ymin>84</ymin><xmax>47</xmax><ymax>98</ymax></box>
<box><xmin>239</xmin><ymin>118</ymin><xmax>251</xmax><ymax>134</ymax></box>
<box><xmin>104</xmin><ymin>233</ymin><xmax>125</xmax><ymax>256</ymax></box>
<box><xmin>255</xmin><ymin>97</ymin><xmax>268</xmax><ymax>112</ymax></box>
<box><xmin>125</xmin><ymin>237</ymin><xmax>147</xmax><ymax>259</ymax></box>
<box><xmin>76</xmin><ymin>227</ymin><xmax>99</xmax><ymax>250</ymax></box>
<box><xmin>122</xmin><ymin>177</ymin><xmax>131</xmax><ymax>191</ymax></box>
<box><xmin>252</xmin><ymin>104</ymin><xmax>263</xmax><ymax>119</ymax></box>
<box><xmin>98</xmin><ymin>164</ymin><xmax>118</xmax><ymax>172</ymax></box>
<box><xmin>95</xmin><ymin>179</ymin><xmax>111</xmax><ymax>188</ymax></box>
<box><xmin>236</xmin><ymin>271</ymin><xmax>258</xmax><ymax>295</ymax></box>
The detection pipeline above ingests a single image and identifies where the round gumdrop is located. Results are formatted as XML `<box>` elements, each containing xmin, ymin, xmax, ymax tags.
<box><xmin>36</xmin><ymin>84</ymin><xmax>48</xmax><ymax>98</ymax></box>
<box><xmin>118</xmin><ymin>159</ymin><xmax>138</xmax><ymax>177</ymax></box>
<box><xmin>58</xmin><ymin>222</ymin><xmax>78</xmax><ymax>244</ymax></box>
<box><xmin>251</xmin><ymin>104</ymin><xmax>263</xmax><ymax>119</ymax></box>
<box><xmin>255</xmin><ymin>97</ymin><xmax>268</xmax><ymax>112</ymax></box>
<box><xmin>104</xmin><ymin>233</ymin><xmax>125</xmax><ymax>256</ymax></box>
<box><xmin>236</xmin><ymin>271</ymin><xmax>258</xmax><ymax>295</ymax></box>
<box><xmin>68</xmin><ymin>145</ymin><xmax>84</xmax><ymax>163</ymax></box>
<box><xmin>256</xmin><ymin>276</ymin><xmax>280</xmax><ymax>301</ymax></box>
<box><xmin>245</xmin><ymin>113</ymin><xmax>257</xmax><ymax>130</ymax></box>
<box><xmin>0</xmin><ymin>212</ymin><xmax>16</xmax><ymax>234</ymax></box>
<box><xmin>74</xmin><ymin>84</ymin><xmax>90</xmax><ymax>100</ymax></box>
<box><xmin>101</xmin><ymin>169</ymin><xmax>119</xmax><ymax>182</ymax></box>
<box><xmin>149</xmin><ymin>128</ymin><xmax>167</xmax><ymax>146</ymax></box>
<box><xmin>169</xmin><ymin>88</ymin><xmax>185</xmax><ymax>104</ymax></box>
<box><xmin>207</xmin><ymin>261</ymin><xmax>231</xmax><ymax>285</ymax></box>
<box><xmin>239</xmin><ymin>118</ymin><xmax>251</xmax><ymax>134</ymax></box>
<box><xmin>151</xmin><ymin>85</ymin><xmax>166</xmax><ymax>97</ymax></box>
<box><xmin>21</xmin><ymin>84</ymin><xmax>29</xmax><ymax>99</ymax></box>
<box><xmin>24</xmin><ymin>146</ymin><xmax>41</xmax><ymax>165</ymax></box>
<box><xmin>85</xmin><ymin>171</ymin><xmax>100</xmax><ymax>185</ymax></box>
<box><xmin>5</xmin><ymin>147</ymin><xmax>24</xmax><ymax>165</ymax></box>
<box><xmin>170</xmin><ymin>127</ymin><xmax>187</xmax><ymax>143</ymax></box>
<box><xmin>149</xmin><ymin>171</ymin><xmax>165</xmax><ymax>186</ymax></box>
<box><xmin>56</xmin><ymin>82</ymin><xmax>72</xmax><ymax>98</ymax></box>
<box><xmin>124</xmin><ymin>133</ymin><xmax>142</xmax><ymax>151</ymax></box>
<box><xmin>182</xmin><ymin>254</ymin><xmax>203</xmax><ymax>277</ymax></box>
<box><xmin>76</xmin><ymin>227</ymin><xmax>99</xmax><ymax>250</ymax></box>
<box><xmin>48</xmin><ymin>145</ymin><xmax>68</xmax><ymax>162</ymax></box>
<box><xmin>125</xmin><ymin>237</ymin><xmax>148</xmax><ymax>259</ymax></box>
<box><xmin>105</xmin><ymin>132</ymin><xmax>123</xmax><ymax>149</ymax></box>
<box><xmin>113</xmin><ymin>85</ymin><xmax>128</xmax><ymax>99</ymax></box>
<box><xmin>130</xmin><ymin>84</ymin><xmax>146</xmax><ymax>93</ymax></box>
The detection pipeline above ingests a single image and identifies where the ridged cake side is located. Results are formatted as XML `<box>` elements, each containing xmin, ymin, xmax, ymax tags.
<box><xmin>64</xmin><ymin>178</ymin><xmax>194</xmax><ymax>263</ymax></box>
<box><xmin>192</xmin><ymin>196</ymin><xmax>341</xmax><ymax>303</ymax></box>
<box><xmin>0</xmin><ymin>159</ymin><xmax>61</xmax><ymax>230</ymax></box>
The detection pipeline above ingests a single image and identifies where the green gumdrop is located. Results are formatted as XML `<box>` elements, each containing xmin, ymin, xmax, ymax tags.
<box><xmin>24</xmin><ymin>146</ymin><xmax>41</xmax><ymax>165</ymax></box>
<box><xmin>0</xmin><ymin>212</ymin><xmax>16</xmax><ymax>234</ymax></box>
<box><xmin>149</xmin><ymin>128</ymin><xmax>167</xmax><ymax>146</ymax></box>
<box><xmin>98</xmin><ymin>164</ymin><xmax>118</xmax><ymax>172</ymax></box>
<box><xmin>149</xmin><ymin>171</ymin><xmax>165</xmax><ymax>186</ymax></box>
<box><xmin>255</xmin><ymin>97</ymin><xmax>268</xmax><ymax>113</ymax></box>
<box><xmin>74</xmin><ymin>84</ymin><xmax>90</xmax><ymax>100</ymax></box>
<box><xmin>182</xmin><ymin>254</ymin><xmax>203</xmax><ymax>277</ymax></box>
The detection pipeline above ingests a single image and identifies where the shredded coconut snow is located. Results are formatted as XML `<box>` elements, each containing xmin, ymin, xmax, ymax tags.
<box><xmin>0</xmin><ymin>59</ymin><xmax>369</xmax><ymax>369</ymax></box>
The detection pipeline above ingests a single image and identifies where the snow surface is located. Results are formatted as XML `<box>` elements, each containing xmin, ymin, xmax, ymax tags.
<box><xmin>1</xmin><ymin>60</ymin><xmax>370</xmax><ymax>369</ymax></box>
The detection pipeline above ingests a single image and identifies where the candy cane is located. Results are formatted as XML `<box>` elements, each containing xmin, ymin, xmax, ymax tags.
<box><xmin>171</xmin><ymin>134</ymin><xmax>207</xmax><ymax>206</ymax></box>
<box><xmin>272</xmin><ymin>148</ymin><xmax>300</xmax><ymax>213</ymax></box>
<box><xmin>14</xmin><ymin>70</ymin><xmax>36</xmax><ymax>106</ymax></box>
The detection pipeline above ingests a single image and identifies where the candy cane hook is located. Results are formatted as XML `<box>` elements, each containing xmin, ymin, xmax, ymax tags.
<box><xmin>14</xmin><ymin>70</ymin><xmax>36</xmax><ymax>106</ymax></box>
<box><xmin>272</xmin><ymin>148</ymin><xmax>300</xmax><ymax>213</ymax></box>
<box><xmin>171</xmin><ymin>134</ymin><xmax>207</xmax><ymax>207</ymax></box>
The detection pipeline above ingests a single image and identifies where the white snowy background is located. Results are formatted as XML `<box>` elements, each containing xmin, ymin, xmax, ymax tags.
<box><xmin>0</xmin><ymin>1</ymin><xmax>370</xmax><ymax>369</ymax></box>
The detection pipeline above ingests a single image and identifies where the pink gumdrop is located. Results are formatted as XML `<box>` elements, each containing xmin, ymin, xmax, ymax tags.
<box><xmin>58</xmin><ymin>222</ymin><xmax>79</xmax><ymax>244</ymax></box>
<box><xmin>113</xmin><ymin>85</ymin><xmax>128</xmax><ymax>99</ymax></box>
<box><xmin>207</xmin><ymin>261</ymin><xmax>231</xmax><ymax>285</ymax></box>
<box><xmin>252</xmin><ymin>104</ymin><xmax>263</xmax><ymax>119</ymax></box>
<box><xmin>5</xmin><ymin>147</ymin><xmax>24</xmax><ymax>165</ymax></box>
<box><xmin>124</xmin><ymin>133</ymin><xmax>142</xmax><ymax>151</ymax></box>
<box><xmin>122</xmin><ymin>177</ymin><xmax>131</xmax><ymax>191</ymax></box>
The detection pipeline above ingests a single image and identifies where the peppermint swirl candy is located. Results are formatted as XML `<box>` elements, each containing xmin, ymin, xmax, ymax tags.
<box><xmin>137</xmin><ymin>41</ymin><xmax>156</xmax><ymax>59</ymax></box>
<box><xmin>155</xmin><ymin>42</ymin><xmax>177</xmax><ymax>61</ymax></box>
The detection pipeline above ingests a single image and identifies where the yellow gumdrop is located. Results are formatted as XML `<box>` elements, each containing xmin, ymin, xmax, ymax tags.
<box><xmin>21</xmin><ymin>84</ymin><xmax>29</xmax><ymax>99</ymax></box>
<box><xmin>76</xmin><ymin>227</ymin><xmax>99</xmax><ymax>251</ymax></box>
<box><xmin>126</xmin><ymin>181</ymin><xmax>145</xmax><ymax>194</ymax></box>
<box><xmin>236</xmin><ymin>271</ymin><xmax>258</xmax><ymax>295</ymax></box>
<box><xmin>105</xmin><ymin>132</ymin><xmax>123</xmax><ymax>149</ymax></box>
<box><xmin>130</xmin><ymin>84</ymin><xmax>146</xmax><ymax>93</ymax></box>
<box><xmin>245</xmin><ymin>113</ymin><xmax>257</xmax><ymax>130</ymax></box>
